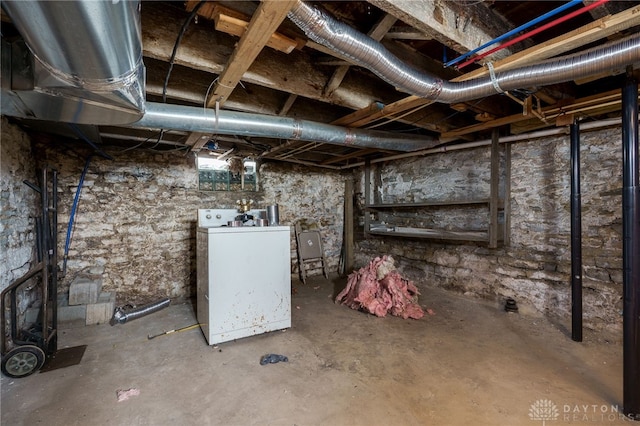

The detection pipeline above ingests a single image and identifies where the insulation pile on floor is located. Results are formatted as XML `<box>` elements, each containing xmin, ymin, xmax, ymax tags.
<box><xmin>335</xmin><ymin>256</ymin><xmax>424</xmax><ymax>319</ymax></box>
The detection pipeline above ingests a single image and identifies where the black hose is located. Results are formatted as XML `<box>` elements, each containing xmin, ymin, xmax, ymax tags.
<box><xmin>163</xmin><ymin>1</ymin><xmax>206</xmax><ymax>103</ymax></box>
<box><xmin>153</xmin><ymin>0</ymin><xmax>205</xmax><ymax>149</ymax></box>
<box><xmin>68</xmin><ymin>124</ymin><xmax>114</xmax><ymax>161</ymax></box>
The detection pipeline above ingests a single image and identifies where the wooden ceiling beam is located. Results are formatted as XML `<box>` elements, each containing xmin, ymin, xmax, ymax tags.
<box><xmin>332</xmin><ymin>96</ymin><xmax>436</xmax><ymax>129</ymax></box>
<box><xmin>187</xmin><ymin>2</ymin><xmax>299</xmax><ymax>54</ymax></box>
<box><xmin>454</xmin><ymin>4</ymin><xmax>640</xmax><ymax>83</ymax></box>
<box><xmin>206</xmin><ymin>0</ymin><xmax>297</xmax><ymax>107</ymax></box>
<box><xmin>278</xmin><ymin>94</ymin><xmax>298</xmax><ymax>116</ymax></box>
<box><xmin>142</xmin><ymin>4</ymin><xmax>396</xmax><ymax>112</ymax></box>
<box><xmin>331</xmin><ymin>102</ymin><xmax>385</xmax><ymax>126</ymax></box>
<box><xmin>369</xmin><ymin>0</ymin><xmax>514</xmax><ymax>59</ymax></box>
<box><xmin>349</xmin><ymin>3</ymin><xmax>640</xmax><ymax>141</ymax></box>
<box><xmin>584</xmin><ymin>0</ymin><xmax>637</xmax><ymax>20</ymax></box>
<box><xmin>214</xmin><ymin>12</ymin><xmax>297</xmax><ymax>54</ymax></box>
<box><xmin>186</xmin><ymin>132</ymin><xmax>212</xmax><ymax>152</ymax></box>
<box><xmin>260</xmin><ymin>139</ymin><xmax>305</xmax><ymax>158</ymax></box>
<box><xmin>440</xmin><ymin>90</ymin><xmax>626</xmax><ymax>141</ymax></box>
<box><xmin>384</xmin><ymin>26</ymin><xmax>431</xmax><ymax>40</ymax></box>
<box><xmin>320</xmin><ymin>148</ymin><xmax>378</xmax><ymax>165</ymax></box>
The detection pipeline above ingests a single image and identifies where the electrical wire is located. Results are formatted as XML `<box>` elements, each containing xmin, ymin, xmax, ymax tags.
<box><xmin>240</xmin><ymin>137</ymin><xmax>272</xmax><ymax>152</ymax></box>
<box><xmin>204</xmin><ymin>77</ymin><xmax>220</xmax><ymax>109</ymax></box>
<box><xmin>364</xmin><ymin>101</ymin><xmax>434</xmax><ymax>130</ymax></box>
<box><xmin>163</xmin><ymin>1</ymin><xmax>206</xmax><ymax>103</ymax></box>
<box><xmin>120</xmin><ymin>132</ymin><xmax>163</xmax><ymax>152</ymax></box>
<box><xmin>154</xmin><ymin>1</ymin><xmax>206</xmax><ymax>149</ymax></box>
<box><xmin>393</xmin><ymin>98</ymin><xmax>488</xmax><ymax>133</ymax></box>
<box><xmin>68</xmin><ymin>123</ymin><xmax>114</xmax><ymax>160</ymax></box>
<box><xmin>148</xmin><ymin>145</ymin><xmax>191</xmax><ymax>153</ymax></box>
<box><xmin>203</xmin><ymin>77</ymin><xmax>247</xmax><ymax>109</ymax></box>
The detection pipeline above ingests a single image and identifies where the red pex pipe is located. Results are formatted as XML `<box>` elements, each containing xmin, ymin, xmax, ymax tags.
<box><xmin>456</xmin><ymin>0</ymin><xmax>610</xmax><ymax>70</ymax></box>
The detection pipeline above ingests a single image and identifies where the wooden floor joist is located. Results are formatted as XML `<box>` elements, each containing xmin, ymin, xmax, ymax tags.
<box><xmin>206</xmin><ymin>0</ymin><xmax>297</xmax><ymax>107</ymax></box>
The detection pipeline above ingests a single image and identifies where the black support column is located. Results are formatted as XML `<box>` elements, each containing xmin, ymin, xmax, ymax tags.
<box><xmin>622</xmin><ymin>70</ymin><xmax>640</xmax><ymax>420</ymax></box>
<box><xmin>570</xmin><ymin>120</ymin><xmax>583</xmax><ymax>342</ymax></box>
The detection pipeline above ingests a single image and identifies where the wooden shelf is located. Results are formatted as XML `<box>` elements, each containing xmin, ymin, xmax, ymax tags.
<box><xmin>366</xmin><ymin>199</ymin><xmax>495</xmax><ymax>209</ymax></box>
<box><xmin>362</xmin><ymin>130</ymin><xmax>510</xmax><ymax>247</ymax></box>
<box><xmin>368</xmin><ymin>227</ymin><xmax>491</xmax><ymax>242</ymax></box>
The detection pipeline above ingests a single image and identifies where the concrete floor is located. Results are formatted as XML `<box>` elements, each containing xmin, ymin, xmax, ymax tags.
<box><xmin>1</xmin><ymin>275</ymin><xmax>628</xmax><ymax>425</ymax></box>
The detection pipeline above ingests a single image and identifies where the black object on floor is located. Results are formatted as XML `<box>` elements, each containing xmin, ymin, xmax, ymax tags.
<box><xmin>260</xmin><ymin>353</ymin><xmax>288</xmax><ymax>365</ymax></box>
<box><xmin>505</xmin><ymin>298</ymin><xmax>519</xmax><ymax>313</ymax></box>
<box><xmin>39</xmin><ymin>345</ymin><xmax>87</xmax><ymax>373</ymax></box>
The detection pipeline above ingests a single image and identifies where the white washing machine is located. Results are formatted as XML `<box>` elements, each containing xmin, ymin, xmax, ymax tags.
<box><xmin>196</xmin><ymin>209</ymin><xmax>291</xmax><ymax>345</ymax></box>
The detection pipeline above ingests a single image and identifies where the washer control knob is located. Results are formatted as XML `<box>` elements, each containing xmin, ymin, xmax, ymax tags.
<box><xmin>206</xmin><ymin>214</ymin><xmax>212</xmax><ymax>219</ymax></box>
<box><xmin>216</xmin><ymin>214</ymin><xmax>222</xmax><ymax>219</ymax></box>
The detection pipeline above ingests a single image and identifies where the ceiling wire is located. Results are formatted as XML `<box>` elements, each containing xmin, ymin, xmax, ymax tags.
<box><xmin>120</xmin><ymin>132</ymin><xmax>162</xmax><ymax>152</ymax></box>
<box><xmin>364</xmin><ymin>101</ymin><xmax>435</xmax><ymax>130</ymax></box>
<box><xmin>163</xmin><ymin>1</ymin><xmax>206</xmax><ymax>103</ymax></box>
<box><xmin>204</xmin><ymin>77</ymin><xmax>220</xmax><ymax>109</ymax></box>
<box><xmin>148</xmin><ymin>145</ymin><xmax>191</xmax><ymax>153</ymax></box>
<box><xmin>457</xmin><ymin>0</ymin><xmax>486</xmax><ymax>5</ymax></box>
<box><xmin>152</xmin><ymin>1</ymin><xmax>206</xmax><ymax>149</ymax></box>
<box><xmin>203</xmin><ymin>77</ymin><xmax>246</xmax><ymax>109</ymax></box>
<box><xmin>394</xmin><ymin>97</ymin><xmax>488</xmax><ymax>133</ymax></box>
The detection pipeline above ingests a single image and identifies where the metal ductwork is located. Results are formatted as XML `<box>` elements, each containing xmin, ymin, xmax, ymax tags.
<box><xmin>2</xmin><ymin>0</ymin><xmax>639</xmax><ymax>153</ymax></box>
<box><xmin>110</xmin><ymin>298</ymin><xmax>171</xmax><ymax>326</ymax></box>
<box><xmin>129</xmin><ymin>102</ymin><xmax>434</xmax><ymax>152</ymax></box>
<box><xmin>288</xmin><ymin>1</ymin><xmax>640</xmax><ymax>104</ymax></box>
<box><xmin>1</xmin><ymin>0</ymin><xmax>145</xmax><ymax>125</ymax></box>
<box><xmin>127</xmin><ymin>2</ymin><xmax>640</xmax><ymax>152</ymax></box>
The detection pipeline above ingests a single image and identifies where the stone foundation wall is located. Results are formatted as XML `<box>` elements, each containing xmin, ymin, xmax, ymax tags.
<box><xmin>355</xmin><ymin>127</ymin><xmax>625</xmax><ymax>333</ymax></box>
<box><xmin>33</xmin><ymin>141</ymin><xmax>344</xmax><ymax>304</ymax></box>
<box><xmin>1</xmin><ymin>118</ymin><xmax>40</xmax><ymax>290</ymax></box>
<box><xmin>6</xmin><ymin>120</ymin><xmax>624</xmax><ymax>331</ymax></box>
<box><xmin>0</xmin><ymin>118</ymin><xmax>40</xmax><ymax>323</ymax></box>
<box><xmin>260</xmin><ymin>162</ymin><xmax>345</xmax><ymax>275</ymax></box>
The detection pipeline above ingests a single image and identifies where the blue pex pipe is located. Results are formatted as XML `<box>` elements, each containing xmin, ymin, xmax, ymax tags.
<box><xmin>444</xmin><ymin>0</ymin><xmax>582</xmax><ymax>68</ymax></box>
<box><xmin>62</xmin><ymin>154</ymin><xmax>93</xmax><ymax>275</ymax></box>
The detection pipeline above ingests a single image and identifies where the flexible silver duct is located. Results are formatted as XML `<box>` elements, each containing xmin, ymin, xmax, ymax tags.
<box><xmin>130</xmin><ymin>102</ymin><xmax>435</xmax><ymax>152</ymax></box>
<box><xmin>110</xmin><ymin>298</ymin><xmax>171</xmax><ymax>326</ymax></box>
<box><xmin>288</xmin><ymin>1</ymin><xmax>640</xmax><ymax>104</ymax></box>
<box><xmin>1</xmin><ymin>0</ymin><xmax>145</xmax><ymax>124</ymax></box>
<box><xmin>3</xmin><ymin>1</ymin><xmax>637</xmax><ymax>152</ymax></box>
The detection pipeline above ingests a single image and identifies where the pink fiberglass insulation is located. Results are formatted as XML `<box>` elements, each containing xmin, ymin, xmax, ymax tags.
<box><xmin>335</xmin><ymin>256</ymin><xmax>424</xmax><ymax>319</ymax></box>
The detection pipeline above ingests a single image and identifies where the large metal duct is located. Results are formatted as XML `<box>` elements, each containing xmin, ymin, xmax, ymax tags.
<box><xmin>1</xmin><ymin>0</ymin><xmax>145</xmax><ymax>125</ymax></box>
<box><xmin>129</xmin><ymin>102</ymin><xmax>434</xmax><ymax>152</ymax></box>
<box><xmin>3</xmin><ymin>1</ymin><xmax>639</xmax><ymax>152</ymax></box>
<box><xmin>288</xmin><ymin>1</ymin><xmax>640</xmax><ymax>104</ymax></box>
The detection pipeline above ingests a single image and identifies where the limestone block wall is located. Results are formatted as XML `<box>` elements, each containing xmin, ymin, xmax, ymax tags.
<box><xmin>3</xmin><ymin>119</ymin><xmax>626</xmax><ymax>331</ymax></box>
<box><xmin>355</xmin><ymin>127</ymin><xmax>625</xmax><ymax>333</ymax></box>
<box><xmin>0</xmin><ymin>119</ymin><xmax>39</xmax><ymax>290</ymax></box>
<box><xmin>30</xmin><ymin>141</ymin><xmax>344</xmax><ymax>304</ymax></box>
<box><xmin>260</xmin><ymin>162</ymin><xmax>345</xmax><ymax>275</ymax></box>
<box><xmin>0</xmin><ymin>118</ymin><xmax>40</xmax><ymax>323</ymax></box>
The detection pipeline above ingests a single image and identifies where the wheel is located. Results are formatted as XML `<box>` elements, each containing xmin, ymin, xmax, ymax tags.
<box><xmin>1</xmin><ymin>345</ymin><xmax>46</xmax><ymax>378</ymax></box>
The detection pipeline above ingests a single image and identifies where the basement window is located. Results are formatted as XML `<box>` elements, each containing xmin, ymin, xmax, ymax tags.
<box><xmin>197</xmin><ymin>155</ymin><xmax>258</xmax><ymax>192</ymax></box>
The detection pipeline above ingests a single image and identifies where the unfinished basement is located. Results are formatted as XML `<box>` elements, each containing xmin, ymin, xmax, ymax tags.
<box><xmin>1</xmin><ymin>1</ymin><xmax>640</xmax><ymax>425</ymax></box>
